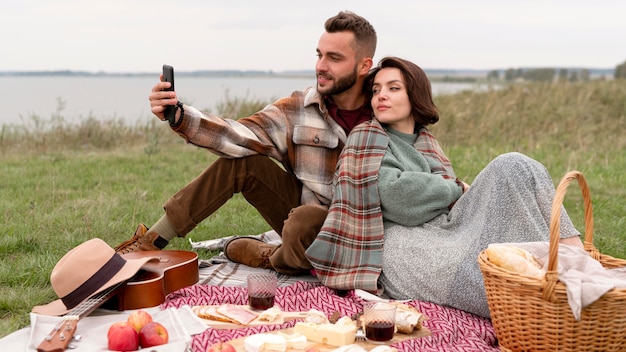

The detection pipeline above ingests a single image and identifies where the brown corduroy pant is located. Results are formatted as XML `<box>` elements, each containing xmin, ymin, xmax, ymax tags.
<box><xmin>163</xmin><ymin>155</ymin><xmax>327</xmax><ymax>275</ymax></box>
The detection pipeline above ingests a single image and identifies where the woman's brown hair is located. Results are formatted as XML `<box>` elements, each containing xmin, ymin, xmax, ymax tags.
<box><xmin>366</xmin><ymin>56</ymin><xmax>439</xmax><ymax>125</ymax></box>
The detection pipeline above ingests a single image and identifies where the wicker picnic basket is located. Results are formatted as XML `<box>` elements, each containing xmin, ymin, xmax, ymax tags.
<box><xmin>478</xmin><ymin>170</ymin><xmax>626</xmax><ymax>351</ymax></box>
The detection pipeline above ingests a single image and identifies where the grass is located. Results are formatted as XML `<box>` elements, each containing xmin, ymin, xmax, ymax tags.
<box><xmin>1</xmin><ymin>80</ymin><xmax>625</xmax><ymax>338</ymax></box>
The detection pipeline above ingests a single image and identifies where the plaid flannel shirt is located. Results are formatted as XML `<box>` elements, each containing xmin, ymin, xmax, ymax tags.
<box><xmin>173</xmin><ymin>87</ymin><xmax>347</xmax><ymax>206</ymax></box>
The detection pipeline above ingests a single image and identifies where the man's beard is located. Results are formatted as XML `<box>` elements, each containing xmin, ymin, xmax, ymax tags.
<box><xmin>317</xmin><ymin>67</ymin><xmax>358</xmax><ymax>96</ymax></box>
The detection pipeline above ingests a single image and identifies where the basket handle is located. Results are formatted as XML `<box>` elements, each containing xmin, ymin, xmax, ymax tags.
<box><xmin>542</xmin><ymin>170</ymin><xmax>594</xmax><ymax>302</ymax></box>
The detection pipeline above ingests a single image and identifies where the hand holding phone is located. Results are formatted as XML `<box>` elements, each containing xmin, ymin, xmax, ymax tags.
<box><xmin>162</xmin><ymin>64</ymin><xmax>176</xmax><ymax>124</ymax></box>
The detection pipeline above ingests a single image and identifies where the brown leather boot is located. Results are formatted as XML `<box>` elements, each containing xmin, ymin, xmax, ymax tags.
<box><xmin>223</xmin><ymin>236</ymin><xmax>278</xmax><ymax>269</ymax></box>
<box><xmin>114</xmin><ymin>224</ymin><xmax>167</xmax><ymax>254</ymax></box>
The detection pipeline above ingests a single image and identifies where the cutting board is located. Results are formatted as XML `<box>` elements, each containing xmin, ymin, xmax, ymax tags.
<box><xmin>225</xmin><ymin>326</ymin><xmax>431</xmax><ymax>351</ymax></box>
<box><xmin>195</xmin><ymin>305</ymin><xmax>309</xmax><ymax>329</ymax></box>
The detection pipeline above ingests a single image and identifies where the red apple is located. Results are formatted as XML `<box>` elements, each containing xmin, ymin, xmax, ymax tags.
<box><xmin>107</xmin><ymin>321</ymin><xmax>139</xmax><ymax>351</ymax></box>
<box><xmin>127</xmin><ymin>309</ymin><xmax>153</xmax><ymax>333</ymax></box>
<box><xmin>139</xmin><ymin>321</ymin><xmax>169</xmax><ymax>348</ymax></box>
<box><xmin>207</xmin><ymin>342</ymin><xmax>236</xmax><ymax>352</ymax></box>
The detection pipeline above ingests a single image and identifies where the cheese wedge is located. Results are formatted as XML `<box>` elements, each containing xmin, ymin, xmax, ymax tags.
<box><xmin>275</xmin><ymin>331</ymin><xmax>307</xmax><ymax>350</ymax></box>
<box><xmin>244</xmin><ymin>333</ymin><xmax>287</xmax><ymax>352</ymax></box>
<box><xmin>294</xmin><ymin>321</ymin><xmax>357</xmax><ymax>347</ymax></box>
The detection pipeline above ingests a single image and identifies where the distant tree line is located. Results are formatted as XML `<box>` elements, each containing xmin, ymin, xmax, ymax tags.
<box><xmin>487</xmin><ymin>60</ymin><xmax>626</xmax><ymax>82</ymax></box>
<box><xmin>487</xmin><ymin>67</ymin><xmax>594</xmax><ymax>82</ymax></box>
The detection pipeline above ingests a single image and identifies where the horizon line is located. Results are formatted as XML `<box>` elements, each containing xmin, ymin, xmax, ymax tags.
<box><xmin>0</xmin><ymin>66</ymin><xmax>616</xmax><ymax>76</ymax></box>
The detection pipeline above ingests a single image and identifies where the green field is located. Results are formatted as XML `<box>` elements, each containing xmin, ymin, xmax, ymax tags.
<box><xmin>1</xmin><ymin>80</ymin><xmax>624</xmax><ymax>337</ymax></box>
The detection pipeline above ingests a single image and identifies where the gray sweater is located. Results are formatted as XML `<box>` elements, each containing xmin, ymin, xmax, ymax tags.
<box><xmin>379</xmin><ymin>128</ymin><xmax>462</xmax><ymax>228</ymax></box>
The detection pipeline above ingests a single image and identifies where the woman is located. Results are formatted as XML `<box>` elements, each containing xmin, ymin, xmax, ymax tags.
<box><xmin>305</xmin><ymin>57</ymin><xmax>583</xmax><ymax>318</ymax></box>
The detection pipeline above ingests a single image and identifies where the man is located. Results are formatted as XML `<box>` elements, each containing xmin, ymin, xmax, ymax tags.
<box><xmin>114</xmin><ymin>11</ymin><xmax>377</xmax><ymax>275</ymax></box>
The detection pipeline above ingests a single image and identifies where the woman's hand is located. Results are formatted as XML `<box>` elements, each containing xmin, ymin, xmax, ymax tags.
<box><xmin>455</xmin><ymin>178</ymin><xmax>470</xmax><ymax>194</ymax></box>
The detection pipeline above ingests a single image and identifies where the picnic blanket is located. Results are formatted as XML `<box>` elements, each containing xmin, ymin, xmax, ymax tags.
<box><xmin>182</xmin><ymin>231</ymin><xmax>498</xmax><ymax>352</ymax></box>
<box><xmin>3</xmin><ymin>231</ymin><xmax>497</xmax><ymax>351</ymax></box>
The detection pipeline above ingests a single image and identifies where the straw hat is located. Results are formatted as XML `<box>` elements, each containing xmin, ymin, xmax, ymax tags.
<box><xmin>32</xmin><ymin>238</ymin><xmax>157</xmax><ymax>316</ymax></box>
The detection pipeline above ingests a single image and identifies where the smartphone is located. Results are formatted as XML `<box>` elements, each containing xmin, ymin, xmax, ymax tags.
<box><xmin>162</xmin><ymin>64</ymin><xmax>176</xmax><ymax>124</ymax></box>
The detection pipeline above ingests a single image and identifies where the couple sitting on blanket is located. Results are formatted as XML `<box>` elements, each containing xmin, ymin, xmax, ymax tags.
<box><xmin>113</xmin><ymin>11</ymin><xmax>583</xmax><ymax>319</ymax></box>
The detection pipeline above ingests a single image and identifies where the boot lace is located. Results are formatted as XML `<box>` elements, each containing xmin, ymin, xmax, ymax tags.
<box><xmin>114</xmin><ymin>235</ymin><xmax>141</xmax><ymax>253</ymax></box>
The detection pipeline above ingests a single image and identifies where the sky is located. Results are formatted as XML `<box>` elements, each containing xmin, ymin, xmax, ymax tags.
<box><xmin>2</xmin><ymin>0</ymin><xmax>625</xmax><ymax>73</ymax></box>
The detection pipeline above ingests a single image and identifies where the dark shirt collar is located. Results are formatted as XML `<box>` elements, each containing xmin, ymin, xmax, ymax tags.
<box><xmin>323</xmin><ymin>96</ymin><xmax>372</xmax><ymax>133</ymax></box>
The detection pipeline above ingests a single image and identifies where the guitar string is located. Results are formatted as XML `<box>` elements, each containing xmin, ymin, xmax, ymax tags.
<box><xmin>69</xmin><ymin>282</ymin><xmax>123</xmax><ymax>317</ymax></box>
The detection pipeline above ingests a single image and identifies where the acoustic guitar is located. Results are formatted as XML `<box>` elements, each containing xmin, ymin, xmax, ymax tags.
<box><xmin>36</xmin><ymin>250</ymin><xmax>199</xmax><ymax>352</ymax></box>
<box><xmin>106</xmin><ymin>250</ymin><xmax>199</xmax><ymax>310</ymax></box>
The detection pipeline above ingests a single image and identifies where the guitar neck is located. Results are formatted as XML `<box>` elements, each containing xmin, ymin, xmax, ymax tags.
<box><xmin>36</xmin><ymin>283</ymin><xmax>124</xmax><ymax>352</ymax></box>
<box><xmin>69</xmin><ymin>282</ymin><xmax>123</xmax><ymax>317</ymax></box>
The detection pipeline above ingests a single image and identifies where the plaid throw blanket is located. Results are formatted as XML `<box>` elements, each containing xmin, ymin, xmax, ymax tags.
<box><xmin>162</xmin><ymin>281</ymin><xmax>498</xmax><ymax>351</ymax></box>
<box><xmin>305</xmin><ymin>119</ymin><xmax>456</xmax><ymax>292</ymax></box>
<box><xmin>190</xmin><ymin>231</ymin><xmax>319</xmax><ymax>288</ymax></box>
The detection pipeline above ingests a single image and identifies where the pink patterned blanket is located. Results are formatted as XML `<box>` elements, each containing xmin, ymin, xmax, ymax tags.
<box><xmin>162</xmin><ymin>281</ymin><xmax>498</xmax><ymax>352</ymax></box>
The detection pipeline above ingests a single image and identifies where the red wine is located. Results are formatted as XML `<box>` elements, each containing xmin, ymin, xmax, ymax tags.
<box><xmin>365</xmin><ymin>321</ymin><xmax>394</xmax><ymax>342</ymax></box>
<box><xmin>248</xmin><ymin>293</ymin><xmax>275</xmax><ymax>310</ymax></box>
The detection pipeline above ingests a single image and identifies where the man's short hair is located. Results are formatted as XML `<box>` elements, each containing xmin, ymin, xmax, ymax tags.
<box><xmin>325</xmin><ymin>11</ymin><xmax>377</xmax><ymax>59</ymax></box>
